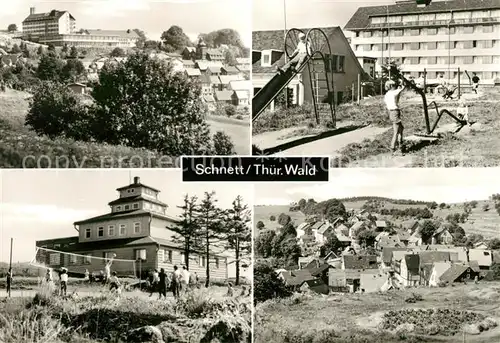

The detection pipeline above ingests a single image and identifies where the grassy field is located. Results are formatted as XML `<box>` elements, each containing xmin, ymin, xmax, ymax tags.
<box><xmin>0</xmin><ymin>88</ymin><xmax>246</xmax><ymax>167</ymax></box>
<box><xmin>0</xmin><ymin>282</ymin><xmax>251</xmax><ymax>343</ymax></box>
<box><xmin>253</xmin><ymin>88</ymin><xmax>500</xmax><ymax>167</ymax></box>
<box><xmin>255</xmin><ymin>282</ymin><xmax>500</xmax><ymax>343</ymax></box>
<box><xmin>254</xmin><ymin>205</ymin><xmax>306</xmax><ymax>234</ymax></box>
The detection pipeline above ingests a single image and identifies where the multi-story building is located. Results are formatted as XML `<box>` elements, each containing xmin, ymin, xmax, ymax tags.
<box><xmin>22</xmin><ymin>7</ymin><xmax>76</xmax><ymax>39</ymax></box>
<box><xmin>35</xmin><ymin>176</ymin><xmax>228</xmax><ymax>280</ymax></box>
<box><xmin>22</xmin><ymin>7</ymin><xmax>138</xmax><ymax>49</ymax></box>
<box><xmin>345</xmin><ymin>0</ymin><xmax>500</xmax><ymax>85</ymax></box>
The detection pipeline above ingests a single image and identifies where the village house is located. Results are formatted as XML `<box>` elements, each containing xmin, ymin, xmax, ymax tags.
<box><xmin>185</xmin><ymin>68</ymin><xmax>202</xmax><ymax>78</ymax></box>
<box><xmin>252</xmin><ymin>26</ymin><xmax>366</xmax><ymax>111</ymax></box>
<box><xmin>396</xmin><ymin>254</ymin><xmax>420</xmax><ymax>287</ymax></box>
<box><xmin>349</xmin><ymin>221</ymin><xmax>366</xmax><ymax>238</ymax></box>
<box><xmin>35</xmin><ymin>177</ymin><xmax>228</xmax><ymax>281</ymax></box>
<box><xmin>221</xmin><ymin>65</ymin><xmax>240</xmax><ymax>75</ymax></box>
<box><xmin>401</xmin><ymin>220</ymin><xmax>421</xmax><ymax>234</ymax></box>
<box><xmin>329</xmin><ymin>254</ymin><xmax>379</xmax><ymax>292</ymax></box>
<box><xmin>427</xmin><ymin>261</ymin><xmax>452</xmax><ymax>287</ymax></box>
<box><xmin>232</xmin><ymin>90</ymin><xmax>249</xmax><ymax>107</ymax></box>
<box><xmin>214</xmin><ymin>90</ymin><xmax>233</xmax><ymax>104</ymax></box>
<box><xmin>67</xmin><ymin>82</ymin><xmax>87</xmax><ymax>95</ymax></box>
<box><xmin>335</xmin><ymin>224</ymin><xmax>349</xmax><ymax>237</ymax></box>
<box><xmin>468</xmin><ymin>249</ymin><xmax>494</xmax><ymax>270</ymax></box>
<box><xmin>439</xmin><ymin>263</ymin><xmax>480</xmax><ymax>285</ymax></box>
<box><xmin>473</xmin><ymin>241</ymin><xmax>489</xmax><ymax>250</ymax></box>
<box><xmin>432</xmin><ymin>226</ymin><xmax>454</xmax><ymax>245</ymax></box>
<box><xmin>375</xmin><ymin>220</ymin><xmax>388</xmax><ymax>230</ymax></box>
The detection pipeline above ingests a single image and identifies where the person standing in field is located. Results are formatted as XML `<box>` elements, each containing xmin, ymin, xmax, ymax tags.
<box><xmin>149</xmin><ymin>269</ymin><xmax>159</xmax><ymax>297</ymax></box>
<box><xmin>59</xmin><ymin>268</ymin><xmax>68</xmax><ymax>296</ymax></box>
<box><xmin>384</xmin><ymin>80</ymin><xmax>406</xmax><ymax>155</ymax></box>
<box><xmin>171</xmin><ymin>265</ymin><xmax>181</xmax><ymax>298</ymax></box>
<box><xmin>181</xmin><ymin>266</ymin><xmax>190</xmax><ymax>294</ymax></box>
<box><xmin>6</xmin><ymin>269</ymin><xmax>13</xmax><ymax>296</ymax></box>
<box><xmin>158</xmin><ymin>268</ymin><xmax>168</xmax><ymax>299</ymax></box>
<box><xmin>471</xmin><ymin>72</ymin><xmax>480</xmax><ymax>94</ymax></box>
<box><xmin>103</xmin><ymin>254</ymin><xmax>115</xmax><ymax>284</ymax></box>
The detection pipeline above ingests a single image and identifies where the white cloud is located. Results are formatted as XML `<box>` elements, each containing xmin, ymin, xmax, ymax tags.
<box><xmin>0</xmin><ymin>203</ymin><xmax>98</xmax><ymax>224</ymax></box>
<box><xmin>80</xmin><ymin>0</ymin><xmax>150</xmax><ymax>17</ymax></box>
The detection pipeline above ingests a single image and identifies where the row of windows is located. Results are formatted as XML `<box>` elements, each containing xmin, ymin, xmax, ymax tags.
<box><xmin>378</xmin><ymin>56</ymin><xmax>500</xmax><ymax>65</ymax></box>
<box><xmin>113</xmin><ymin>201</ymin><xmax>165</xmax><ymax>214</ymax></box>
<box><xmin>356</xmin><ymin>40</ymin><xmax>497</xmax><ymax>51</ymax></box>
<box><xmin>370</xmin><ymin>9</ymin><xmax>500</xmax><ymax>24</ymax></box>
<box><xmin>84</xmin><ymin>222</ymin><xmax>141</xmax><ymax>239</ymax></box>
<box><xmin>357</xmin><ymin>24</ymin><xmax>497</xmax><ymax>38</ymax></box>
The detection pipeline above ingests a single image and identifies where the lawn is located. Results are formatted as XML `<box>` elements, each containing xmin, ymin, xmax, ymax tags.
<box><xmin>255</xmin><ymin>282</ymin><xmax>500</xmax><ymax>343</ymax></box>
<box><xmin>0</xmin><ymin>282</ymin><xmax>251</xmax><ymax>343</ymax></box>
<box><xmin>254</xmin><ymin>205</ymin><xmax>306</xmax><ymax>234</ymax></box>
<box><xmin>253</xmin><ymin>88</ymin><xmax>500</xmax><ymax>167</ymax></box>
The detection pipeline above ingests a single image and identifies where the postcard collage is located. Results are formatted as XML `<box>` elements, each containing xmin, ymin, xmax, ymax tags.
<box><xmin>1</xmin><ymin>0</ymin><xmax>500</xmax><ymax>342</ymax></box>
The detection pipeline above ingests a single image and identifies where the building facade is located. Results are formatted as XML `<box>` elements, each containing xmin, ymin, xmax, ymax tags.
<box><xmin>22</xmin><ymin>7</ymin><xmax>76</xmax><ymax>39</ymax></box>
<box><xmin>345</xmin><ymin>0</ymin><xmax>500</xmax><ymax>85</ymax></box>
<box><xmin>35</xmin><ymin>177</ymin><xmax>228</xmax><ymax>281</ymax></box>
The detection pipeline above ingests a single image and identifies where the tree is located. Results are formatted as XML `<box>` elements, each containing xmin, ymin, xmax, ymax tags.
<box><xmin>256</xmin><ymin>221</ymin><xmax>265</xmax><ymax>230</ymax></box>
<box><xmin>280</xmin><ymin>222</ymin><xmax>297</xmax><ymax>238</ymax></box>
<box><xmin>439</xmin><ymin>203</ymin><xmax>446</xmax><ymax>209</ymax></box>
<box><xmin>428</xmin><ymin>201</ymin><xmax>438</xmax><ymax>210</ymax></box>
<box><xmin>357</xmin><ymin>230</ymin><xmax>377</xmax><ymax>248</ymax></box>
<box><xmin>254</xmin><ymin>261</ymin><xmax>292</xmax><ymax>303</ymax></box>
<box><xmin>195</xmin><ymin>191</ymin><xmax>225</xmax><ymax>287</ymax></box>
<box><xmin>91</xmin><ymin>52</ymin><xmax>212</xmax><ymax>155</ymax></box>
<box><xmin>277</xmin><ymin>213</ymin><xmax>291</xmax><ymax>226</ymax></box>
<box><xmin>420</xmin><ymin>220</ymin><xmax>438</xmax><ymax>244</ymax></box>
<box><xmin>7</xmin><ymin>24</ymin><xmax>17</xmax><ymax>32</ymax></box>
<box><xmin>61</xmin><ymin>44</ymin><xmax>69</xmax><ymax>54</ymax></box>
<box><xmin>269</xmin><ymin>215</ymin><xmax>276</xmax><ymax>221</ymax></box>
<box><xmin>224</xmin><ymin>195</ymin><xmax>251</xmax><ymax>286</ymax></box>
<box><xmin>483</xmin><ymin>203</ymin><xmax>490</xmax><ymax>211</ymax></box>
<box><xmin>144</xmin><ymin>40</ymin><xmax>160</xmax><ymax>49</ymax></box>
<box><xmin>25</xmin><ymin>82</ymin><xmax>93</xmax><ymax>141</ymax></box>
<box><xmin>224</xmin><ymin>50</ymin><xmax>237</xmax><ymax>66</ymax></box>
<box><xmin>110</xmin><ymin>47</ymin><xmax>126</xmax><ymax>57</ymax></box>
<box><xmin>320</xmin><ymin>199</ymin><xmax>347</xmax><ymax>222</ymax></box>
<box><xmin>160</xmin><ymin>25</ymin><xmax>192</xmax><ymax>52</ymax></box>
<box><xmin>61</xmin><ymin>59</ymin><xmax>85</xmax><ymax>82</ymax></box>
<box><xmin>488</xmin><ymin>238</ymin><xmax>500</xmax><ymax>250</ymax></box>
<box><xmin>168</xmin><ymin>194</ymin><xmax>201</xmax><ymax>269</ymax></box>
<box><xmin>69</xmin><ymin>46</ymin><xmax>78</xmax><ymax>58</ymax></box>
<box><xmin>320</xmin><ymin>233</ymin><xmax>342</xmax><ymax>256</ymax></box>
<box><xmin>36</xmin><ymin>54</ymin><xmax>65</xmax><ymax>81</ymax></box>
<box><xmin>133</xmin><ymin>29</ymin><xmax>147</xmax><ymax>48</ymax></box>
<box><xmin>212</xmin><ymin>131</ymin><xmax>235</xmax><ymax>155</ymax></box>
<box><xmin>255</xmin><ymin>230</ymin><xmax>276</xmax><ymax>258</ymax></box>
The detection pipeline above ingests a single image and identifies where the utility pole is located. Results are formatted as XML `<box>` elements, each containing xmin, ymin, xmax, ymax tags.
<box><xmin>8</xmin><ymin>238</ymin><xmax>13</xmax><ymax>297</ymax></box>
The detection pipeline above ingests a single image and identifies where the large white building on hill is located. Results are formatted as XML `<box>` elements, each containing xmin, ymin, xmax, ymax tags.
<box><xmin>345</xmin><ymin>0</ymin><xmax>500</xmax><ymax>85</ymax></box>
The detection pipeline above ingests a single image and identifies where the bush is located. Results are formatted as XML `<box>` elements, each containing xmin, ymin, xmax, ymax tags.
<box><xmin>224</xmin><ymin>105</ymin><xmax>237</xmax><ymax>117</ymax></box>
<box><xmin>90</xmin><ymin>51</ymin><xmax>212</xmax><ymax>156</ymax></box>
<box><xmin>256</xmin><ymin>221</ymin><xmax>265</xmax><ymax>230</ymax></box>
<box><xmin>254</xmin><ymin>261</ymin><xmax>292</xmax><ymax>303</ymax></box>
<box><xmin>25</xmin><ymin>82</ymin><xmax>94</xmax><ymax>140</ymax></box>
<box><xmin>269</xmin><ymin>215</ymin><xmax>276</xmax><ymax>221</ymax></box>
<box><xmin>212</xmin><ymin>131</ymin><xmax>235</xmax><ymax>155</ymax></box>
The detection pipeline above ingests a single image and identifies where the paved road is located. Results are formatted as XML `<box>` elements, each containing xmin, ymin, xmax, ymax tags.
<box><xmin>207</xmin><ymin>117</ymin><xmax>250</xmax><ymax>155</ymax></box>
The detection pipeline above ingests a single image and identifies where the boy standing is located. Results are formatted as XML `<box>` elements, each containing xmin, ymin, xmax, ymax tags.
<box><xmin>171</xmin><ymin>265</ymin><xmax>181</xmax><ymax>298</ymax></box>
<box><xmin>181</xmin><ymin>266</ymin><xmax>190</xmax><ymax>294</ymax></box>
<box><xmin>472</xmin><ymin>73</ymin><xmax>480</xmax><ymax>94</ymax></box>
<box><xmin>384</xmin><ymin>80</ymin><xmax>406</xmax><ymax>155</ymax></box>
<box><xmin>59</xmin><ymin>268</ymin><xmax>68</xmax><ymax>296</ymax></box>
<box><xmin>158</xmin><ymin>268</ymin><xmax>168</xmax><ymax>299</ymax></box>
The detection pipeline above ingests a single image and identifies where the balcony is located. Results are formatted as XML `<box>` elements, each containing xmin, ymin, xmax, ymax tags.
<box><xmin>368</xmin><ymin>16</ymin><xmax>499</xmax><ymax>29</ymax></box>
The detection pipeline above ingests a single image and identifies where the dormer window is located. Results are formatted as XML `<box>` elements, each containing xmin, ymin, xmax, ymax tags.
<box><xmin>261</xmin><ymin>52</ymin><xmax>271</xmax><ymax>67</ymax></box>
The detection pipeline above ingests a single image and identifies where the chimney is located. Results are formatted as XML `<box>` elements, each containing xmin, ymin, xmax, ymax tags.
<box><xmin>30</xmin><ymin>7</ymin><xmax>35</xmax><ymax>15</ymax></box>
<box><xmin>133</xmin><ymin>176</ymin><xmax>140</xmax><ymax>184</ymax></box>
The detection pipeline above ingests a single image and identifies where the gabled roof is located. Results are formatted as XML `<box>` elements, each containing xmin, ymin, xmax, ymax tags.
<box><xmin>214</xmin><ymin>90</ymin><xmax>233</xmax><ymax>101</ymax></box>
<box><xmin>228</xmin><ymin>80</ymin><xmax>251</xmax><ymax>91</ymax></box>
<box><xmin>252</xmin><ymin>26</ymin><xmax>363</xmax><ymax>74</ymax></box>
<box><xmin>317</xmin><ymin>222</ymin><xmax>333</xmax><ymax>235</ymax></box>
<box><xmin>311</xmin><ymin>221</ymin><xmax>325</xmax><ymax>230</ymax></box>
<box><xmin>219</xmin><ymin>75</ymin><xmax>243</xmax><ymax>85</ymax></box>
<box><xmin>343</xmin><ymin>254</ymin><xmax>378</xmax><ymax>269</ymax></box>
<box><xmin>382</xmin><ymin>247</ymin><xmax>408</xmax><ymax>264</ymax></box>
<box><xmin>402</xmin><ymin>220</ymin><xmax>419</xmax><ymax>231</ymax></box>
<box><xmin>207</xmin><ymin>66</ymin><xmax>221</xmax><ymax>73</ymax></box>
<box><xmin>404</xmin><ymin>254</ymin><xmax>420</xmax><ymax>274</ymax></box>
<box><xmin>344</xmin><ymin>0</ymin><xmax>500</xmax><ymax>31</ymax></box>
<box><xmin>351</xmin><ymin>221</ymin><xmax>365</xmax><ymax>231</ymax></box>
<box><xmin>301</xmin><ymin>278</ymin><xmax>329</xmax><ymax>294</ymax></box>
<box><xmin>234</xmin><ymin>90</ymin><xmax>249</xmax><ymax>100</ymax></box>
<box><xmin>419</xmin><ymin>251</ymin><xmax>451</xmax><ymax>265</ymax></box>
<box><xmin>285</xmin><ymin>269</ymin><xmax>317</xmax><ymax>286</ymax></box>
<box><xmin>183</xmin><ymin>47</ymin><xmax>196</xmax><ymax>53</ymax></box>
<box><xmin>296</xmin><ymin>222</ymin><xmax>311</xmax><ymax>232</ymax></box>
<box><xmin>439</xmin><ymin>263</ymin><xmax>471</xmax><ymax>284</ymax></box>
<box><xmin>185</xmin><ymin>68</ymin><xmax>201</xmax><ymax>76</ymax></box>
<box><xmin>221</xmin><ymin>65</ymin><xmax>240</xmax><ymax>74</ymax></box>
<box><xmin>378</xmin><ymin>235</ymin><xmax>403</xmax><ymax>249</ymax></box>
<box><xmin>376</xmin><ymin>220</ymin><xmax>387</xmax><ymax>228</ymax></box>
<box><xmin>396</xmin><ymin>229</ymin><xmax>411</xmax><ymax>241</ymax></box>
<box><xmin>210</xmin><ymin>76</ymin><xmax>222</xmax><ymax>84</ymax></box>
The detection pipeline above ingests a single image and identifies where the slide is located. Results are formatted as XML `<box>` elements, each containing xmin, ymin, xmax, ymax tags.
<box><xmin>252</xmin><ymin>56</ymin><xmax>311</xmax><ymax>122</ymax></box>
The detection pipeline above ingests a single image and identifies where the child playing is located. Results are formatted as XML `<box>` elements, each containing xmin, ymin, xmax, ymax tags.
<box><xmin>59</xmin><ymin>268</ymin><xmax>68</xmax><ymax>296</ymax></box>
<box><xmin>456</xmin><ymin>99</ymin><xmax>472</xmax><ymax>126</ymax></box>
<box><xmin>277</xmin><ymin>32</ymin><xmax>311</xmax><ymax>74</ymax></box>
<box><xmin>109</xmin><ymin>271</ymin><xmax>120</xmax><ymax>292</ymax></box>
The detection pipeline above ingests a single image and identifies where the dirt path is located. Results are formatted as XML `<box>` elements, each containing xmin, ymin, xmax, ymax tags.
<box><xmin>254</xmin><ymin>125</ymin><xmax>390</xmax><ymax>157</ymax></box>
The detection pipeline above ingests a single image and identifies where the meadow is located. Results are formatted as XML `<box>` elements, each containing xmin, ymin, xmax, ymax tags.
<box><xmin>255</xmin><ymin>281</ymin><xmax>500</xmax><ymax>343</ymax></box>
<box><xmin>0</xmin><ymin>281</ymin><xmax>251</xmax><ymax>343</ymax></box>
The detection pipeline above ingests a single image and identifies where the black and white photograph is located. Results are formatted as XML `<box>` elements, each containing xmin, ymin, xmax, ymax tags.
<box><xmin>254</xmin><ymin>168</ymin><xmax>500</xmax><ymax>342</ymax></box>
<box><xmin>0</xmin><ymin>169</ymin><xmax>252</xmax><ymax>342</ymax></box>
<box><xmin>252</xmin><ymin>0</ymin><xmax>500</xmax><ymax>168</ymax></box>
<box><xmin>0</xmin><ymin>0</ymin><xmax>251</xmax><ymax>168</ymax></box>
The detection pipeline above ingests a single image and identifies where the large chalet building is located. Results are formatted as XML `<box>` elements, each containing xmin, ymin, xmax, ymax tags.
<box><xmin>22</xmin><ymin>7</ymin><xmax>139</xmax><ymax>48</ymax></box>
<box><xmin>35</xmin><ymin>177</ymin><xmax>228</xmax><ymax>280</ymax></box>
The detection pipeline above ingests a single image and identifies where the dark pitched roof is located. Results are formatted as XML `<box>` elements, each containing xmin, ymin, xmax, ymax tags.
<box><xmin>222</xmin><ymin>65</ymin><xmax>240</xmax><ymax>74</ymax></box>
<box><xmin>440</xmin><ymin>263</ymin><xmax>471</xmax><ymax>283</ymax></box>
<box><xmin>378</xmin><ymin>235</ymin><xmax>403</xmax><ymax>249</ymax></box>
<box><xmin>419</xmin><ymin>251</ymin><xmax>451</xmax><ymax>265</ymax></box>
<box><xmin>286</xmin><ymin>269</ymin><xmax>317</xmax><ymax>286</ymax></box>
<box><xmin>307</xmin><ymin>263</ymin><xmax>330</xmax><ymax>277</ymax></box>
<box><xmin>108</xmin><ymin>195</ymin><xmax>167</xmax><ymax>207</ymax></box>
<box><xmin>344</xmin><ymin>0</ymin><xmax>500</xmax><ymax>30</ymax></box>
<box><xmin>343</xmin><ymin>255</ymin><xmax>378</xmax><ymax>269</ymax></box>
<box><xmin>382</xmin><ymin>247</ymin><xmax>408</xmax><ymax>264</ymax></box>
<box><xmin>302</xmin><ymin>279</ymin><xmax>329</xmax><ymax>294</ymax></box>
<box><xmin>23</xmin><ymin>10</ymin><xmax>75</xmax><ymax>23</ymax></box>
<box><xmin>404</xmin><ymin>254</ymin><xmax>420</xmax><ymax>273</ymax></box>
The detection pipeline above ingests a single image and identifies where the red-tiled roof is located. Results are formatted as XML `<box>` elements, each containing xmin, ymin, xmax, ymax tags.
<box><xmin>344</xmin><ymin>0</ymin><xmax>500</xmax><ymax>30</ymax></box>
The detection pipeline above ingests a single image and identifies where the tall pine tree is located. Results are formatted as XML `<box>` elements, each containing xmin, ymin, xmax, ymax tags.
<box><xmin>195</xmin><ymin>191</ymin><xmax>225</xmax><ymax>287</ymax></box>
<box><xmin>168</xmin><ymin>194</ymin><xmax>201</xmax><ymax>269</ymax></box>
<box><xmin>225</xmin><ymin>195</ymin><xmax>251</xmax><ymax>286</ymax></box>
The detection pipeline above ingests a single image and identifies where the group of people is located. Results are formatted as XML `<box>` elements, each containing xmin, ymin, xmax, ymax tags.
<box><xmin>148</xmin><ymin>265</ymin><xmax>198</xmax><ymax>298</ymax></box>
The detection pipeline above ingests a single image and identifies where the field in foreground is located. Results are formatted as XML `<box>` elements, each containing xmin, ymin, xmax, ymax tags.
<box><xmin>0</xmin><ymin>284</ymin><xmax>251</xmax><ymax>343</ymax></box>
<box><xmin>255</xmin><ymin>282</ymin><xmax>500</xmax><ymax>343</ymax></box>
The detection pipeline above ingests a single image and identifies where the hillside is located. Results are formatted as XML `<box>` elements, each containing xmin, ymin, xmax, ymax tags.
<box><xmin>255</xmin><ymin>196</ymin><xmax>500</xmax><ymax>239</ymax></box>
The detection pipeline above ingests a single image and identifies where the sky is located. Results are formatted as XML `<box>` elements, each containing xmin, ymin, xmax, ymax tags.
<box><xmin>253</xmin><ymin>0</ymin><xmax>397</xmax><ymax>32</ymax></box>
<box><xmin>0</xmin><ymin>0</ymin><xmax>251</xmax><ymax>47</ymax></box>
<box><xmin>0</xmin><ymin>169</ymin><xmax>253</xmax><ymax>263</ymax></box>
<box><xmin>254</xmin><ymin>168</ymin><xmax>500</xmax><ymax>206</ymax></box>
